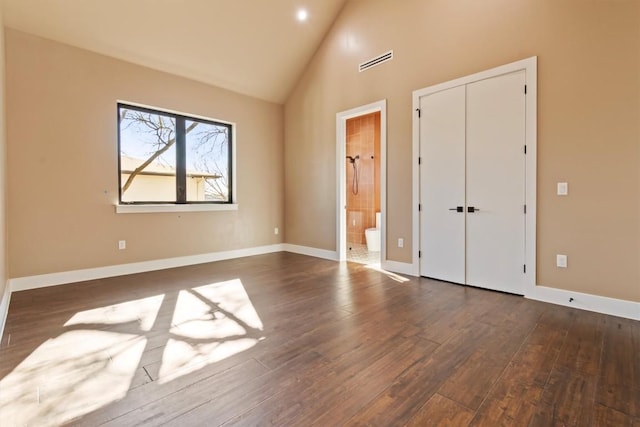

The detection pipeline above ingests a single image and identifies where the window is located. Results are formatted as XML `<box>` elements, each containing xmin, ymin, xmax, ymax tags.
<box><xmin>117</xmin><ymin>103</ymin><xmax>233</xmax><ymax>205</ymax></box>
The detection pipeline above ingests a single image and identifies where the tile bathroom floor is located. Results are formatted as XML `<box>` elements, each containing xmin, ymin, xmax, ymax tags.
<box><xmin>347</xmin><ymin>242</ymin><xmax>380</xmax><ymax>265</ymax></box>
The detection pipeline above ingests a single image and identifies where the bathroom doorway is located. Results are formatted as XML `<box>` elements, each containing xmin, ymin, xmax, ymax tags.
<box><xmin>336</xmin><ymin>100</ymin><xmax>386</xmax><ymax>265</ymax></box>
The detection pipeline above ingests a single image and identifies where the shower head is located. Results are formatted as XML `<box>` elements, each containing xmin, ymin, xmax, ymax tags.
<box><xmin>346</xmin><ymin>155</ymin><xmax>360</xmax><ymax>164</ymax></box>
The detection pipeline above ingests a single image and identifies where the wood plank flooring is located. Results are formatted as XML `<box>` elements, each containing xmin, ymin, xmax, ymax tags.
<box><xmin>0</xmin><ymin>252</ymin><xmax>638</xmax><ymax>426</ymax></box>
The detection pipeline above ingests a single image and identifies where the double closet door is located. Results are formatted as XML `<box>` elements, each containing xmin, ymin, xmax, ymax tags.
<box><xmin>419</xmin><ymin>70</ymin><xmax>526</xmax><ymax>295</ymax></box>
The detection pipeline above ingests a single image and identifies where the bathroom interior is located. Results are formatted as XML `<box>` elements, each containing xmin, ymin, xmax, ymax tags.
<box><xmin>346</xmin><ymin>111</ymin><xmax>381</xmax><ymax>265</ymax></box>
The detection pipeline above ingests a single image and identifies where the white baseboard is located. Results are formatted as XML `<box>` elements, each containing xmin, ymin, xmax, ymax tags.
<box><xmin>282</xmin><ymin>244</ymin><xmax>338</xmax><ymax>261</ymax></box>
<box><xmin>3</xmin><ymin>244</ymin><xmax>638</xmax><ymax>343</ymax></box>
<box><xmin>526</xmin><ymin>285</ymin><xmax>640</xmax><ymax>321</ymax></box>
<box><xmin>9</xmin><ymin>244</ymin><xmax>285</xmax><ymax>293</ymax></box>
<box><xmin>0</xmin><ymin>282</ymin><xmax>11</xmax><ymax>342</ymax></box>
<box><xmin>382</xmin><ymin>260</ymin><xmax>417</xmax><ymax>276</ymax></box>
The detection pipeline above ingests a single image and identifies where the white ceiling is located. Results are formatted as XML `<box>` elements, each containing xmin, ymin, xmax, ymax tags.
<box><xmin>2</xmin><ymin>0</ymin><xmax>348</xmax><ymax>103</ymax></box>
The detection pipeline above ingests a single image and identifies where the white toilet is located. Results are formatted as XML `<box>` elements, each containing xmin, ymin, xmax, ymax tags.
<box><xmin>365</xmin><ymin>212</ymin><xmax>381</xmax><ymax>252</ymax></box>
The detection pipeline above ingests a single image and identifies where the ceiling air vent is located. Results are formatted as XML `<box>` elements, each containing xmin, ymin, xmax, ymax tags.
<box><xmin>359</xmin><ymin>50</ymin><xmax>393</xmax><ymax>72</ymax></box>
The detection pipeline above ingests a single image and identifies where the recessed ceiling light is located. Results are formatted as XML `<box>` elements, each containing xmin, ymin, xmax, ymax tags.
<box><xmin>297</xmin><ymin>9</ymin><xmax>308</xmax><ymax>22</ymax></box>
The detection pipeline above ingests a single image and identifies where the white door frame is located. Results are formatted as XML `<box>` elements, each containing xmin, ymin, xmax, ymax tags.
<box><xmin>336</xmin><ymin>100</ymin><xmax>387</xmax><ymax>263</ymax></box>
<box><xmin>411</xmin><ymin>57</ymin><xmax>537</xmax><ymax>295</ymax></box>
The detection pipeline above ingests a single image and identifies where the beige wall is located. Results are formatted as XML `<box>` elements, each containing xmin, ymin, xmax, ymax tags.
<box><xmin>0</xmin><ymin>14</ymin><xmax>7</xmax><ymax>301</ymax></box>
<box><xmin>284</xmin><ymin>0</ymin><xmax>640</xmax><ymax>302</ymax></box>
<box><xmin>6</xmin><ymin>29</ymin><xmax>284</xmax><ymax>278</ymax></box>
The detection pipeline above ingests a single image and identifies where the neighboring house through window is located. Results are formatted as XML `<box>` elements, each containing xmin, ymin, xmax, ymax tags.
<box><xmin>117</xmin><ymin>103</ymin><xmax>233</xmax><ymax>204</ymax></box>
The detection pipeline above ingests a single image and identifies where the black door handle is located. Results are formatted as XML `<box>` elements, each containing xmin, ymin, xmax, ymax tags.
<box><xmin>449</xmin><ymin>206</ymin><xmax>464</xmax><ymax>212</ymax></box>
<box><xmin>467</xmin><ymin>206</ymin><xmax>480</xmax><ymax>213</ymax></box>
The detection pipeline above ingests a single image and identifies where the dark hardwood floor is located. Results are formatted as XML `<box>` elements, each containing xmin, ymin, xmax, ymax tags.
<box><xmin>0</xmin><ymin>252</ymin><xmax>638</xmax><ymax>426</ymax></box>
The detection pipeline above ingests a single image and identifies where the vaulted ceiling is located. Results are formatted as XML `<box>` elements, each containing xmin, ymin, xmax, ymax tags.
<box><xmin>2</xmin><ymin>0</ymin><xmax>349</xmax><ymax>103</ymax></box>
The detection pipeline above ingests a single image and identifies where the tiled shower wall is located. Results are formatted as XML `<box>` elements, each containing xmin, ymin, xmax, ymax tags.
<box><xmin>346</xmin><ymin>112</ymin><xmax>381</xmax><ymax>245</ymax></box>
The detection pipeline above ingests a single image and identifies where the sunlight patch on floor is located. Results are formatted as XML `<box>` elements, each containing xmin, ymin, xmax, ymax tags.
<box><xmin>0</xmin><ymin>279</ymin><xmax>265</xmax><ymax>424</ymax></box>
<box><xmin>365</xmin><ymin>263</ymin><xmax>411</xmax><ymax>283</ymax></box>
<box><xmin>0</xmin><ymin>331</ymin><xmax>145</xmax><ymax>427</ymax></box>
<box><xmin>64</xmin><ymin>294</ymin><xmax>165</xmax><ymax>331</ymax></box>
<box><xmin>158</xmin><ymin>279</ymin><xmax>264</xmax><ymax>383</ymax></box>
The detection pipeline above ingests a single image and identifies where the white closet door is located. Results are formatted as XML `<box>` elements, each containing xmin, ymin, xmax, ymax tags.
<box><xmin>466</xmin><ymin>70</ymin><xmax>526</xmax><ymax>294</ymax></box>
<box><xmin>419</xmin><ymin>86</ymin><xmax>466</xmax><ymax>284</ymax></box>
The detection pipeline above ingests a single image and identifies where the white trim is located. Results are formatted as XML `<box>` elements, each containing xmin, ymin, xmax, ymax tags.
<box><xmin>0</xmin><ymin>283</ymin><xmax>11</xmax><ymax>343</ymax></box>
<box><xmin>412</xmin><ymin>57</ymin><xmax>538</xmax><ymax>290</ymax></box>
<box><xmin>336</xmin><ymin>100</ymin><xmax>387</xmax><ymax>264</ymax></box>
<box><xmin>526</xmin><ymin>286</ymin><xmax>640</xmax><ymax>321</ymax></box>
<box><xmin>9</xmin><ymin>244</ymin><xmax>284</xmax><ymax>292</ymax></box>
<box><xmin>411</xmin><ymin>91</ymin><xmax>421</xmax><ymax>276</ymax></box>
<box><xmin>231</xmin><ymin>123</ymin><xmax>237</xmax><ymax>204</ymax></box>
<box><xmin>381</xmin><ymin>260</ymin><xmax>416</xmax><ymax>277</ymax></box>
<box><xmin>116</xmin><ymin>203</ymin><xmax>238</xmax><ymax>214</ymax></box>
<box><xmin>283</xmin><ymin>244</ymin><xmax>339</xmax><ymax>261</ymax></box>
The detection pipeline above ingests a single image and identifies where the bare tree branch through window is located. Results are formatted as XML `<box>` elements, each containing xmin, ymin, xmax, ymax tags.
<box><xmin>118</xmin><ymin>105</ymin><xmax>232</xmax><ymax>203</ymax></box>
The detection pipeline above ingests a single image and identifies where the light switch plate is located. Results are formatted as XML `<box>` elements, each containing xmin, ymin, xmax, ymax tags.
<box><xmin>557</xmin><ymin>182</ymin><xmax>568</xmax><ymax>196</ymax></box>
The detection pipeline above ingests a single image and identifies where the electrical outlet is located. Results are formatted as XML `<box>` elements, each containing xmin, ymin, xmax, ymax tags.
<box><xmin>556</xmin><ymin>254</ymin><xmax>567</xmax><ymax>268</ymax></box>
<box><xmin>398</xmin><ymin>238</ymin><xmax>404</xmax><ymax>248</ymax></box>
<box><xmin>274</xmin><ymin>227</ymin><xmax>279</xmax><ymax>235</ymax></box>
<box><xmin>118</xmin><ymin>240</ymin><xmax>126</xmax><ymax>250</ymax></box>
<box><xmin>557</xmin><ymin>182</ymin><xmax>568</xmax><ymax>196</ymax></box>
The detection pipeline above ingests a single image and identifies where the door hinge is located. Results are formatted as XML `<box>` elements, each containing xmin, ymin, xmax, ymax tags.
<box><xmin>418</xmin><ymin>157</ymin><xmax>422</xmax><ymax>165</ymax></box>
<box><xmin>524</xmin><ymin>145</ymin><xmax>527</xmax><ymax>154</ymax></box>
<box><xmin>524</xmin><ymin>264</ymin><xmax>527</xmax><ymax>273</ymax></box>
<box><xmin>418</xmin><ymin>204</ymin><xmax>422</xmax><ymax>211</ymax></box>
<box><xmin>419</xmin><ymin>251</ymin><xmax>422</xmax><ymax>258</ymax></box>
<box><xmin>524</xmin><ymin>85</ymin><xmax>527</xmax><ymax>94</ymax></box>
<box><xmin>416</xmin><ymin>108</ymin><xmax>421</xmax><ymax>118</ymax></box>
<box><xmin>524</xmin><ymin>204</ymin><xmax>527</xmax><ymax>214</ymax></box>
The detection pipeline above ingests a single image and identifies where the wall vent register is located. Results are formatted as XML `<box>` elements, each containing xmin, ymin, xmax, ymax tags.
<box><xmin>359</xmin><ymin>50</ymin><xmax>393</xmax><ymax>72</ymax></box>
